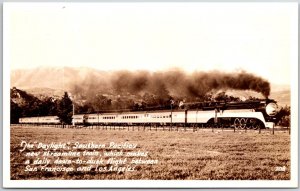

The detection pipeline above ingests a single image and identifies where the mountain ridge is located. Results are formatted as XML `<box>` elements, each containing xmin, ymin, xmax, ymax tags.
<box><xmin>11</xmin><ymin>67</ymin><xmax>290</xmax><ymax>106</ymax></box>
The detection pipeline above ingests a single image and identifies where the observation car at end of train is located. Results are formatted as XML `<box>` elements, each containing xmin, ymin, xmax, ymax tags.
<box><xmin>19</xmin><ymin>116</ymin><xmax>60</xmax><ymax>125</ymax></box>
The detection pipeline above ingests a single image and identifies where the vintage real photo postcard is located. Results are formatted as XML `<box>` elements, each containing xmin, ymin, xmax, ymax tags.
<box><xmin>3</xmin><ymin>2</ymin><xmax>298</xmax><ymax>188</ymax></box>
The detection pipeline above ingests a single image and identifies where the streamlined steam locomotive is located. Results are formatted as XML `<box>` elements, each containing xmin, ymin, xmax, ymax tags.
<box><xmin>18</xmin><ymin>99</ymin><xmax>278</xmax><ymax>129</ymax></box>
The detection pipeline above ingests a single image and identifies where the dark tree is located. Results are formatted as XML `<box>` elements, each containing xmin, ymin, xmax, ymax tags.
<box><xmin>11</xmin><ymin>100</ymin><xmax>22</xmax><ymax>124</ymax></box>
<box><xmin>276</xmin><ymin>105</ymin><xmax>291</xmax><ymax>127</ymax></box>
<box><xmin>39</xmin><ymin>97</ymin><xmax>58</xmax><ymax>116</ymax></box>
<box><xmin>90</xmin><ymin>95</ymin><xmax>112</xmax><ymax>111</ymax></box>
<box><xmin>57</xmin><ymin>92</ymin><xmax>73</xmax><ymax>125</ymax></box>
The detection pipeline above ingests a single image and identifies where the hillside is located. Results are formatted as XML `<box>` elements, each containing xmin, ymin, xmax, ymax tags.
<box><xmin>11</xmin><ymin>67</ymin><xmax>290</xmax><ymax>106</ymax></box>
<box><xmin>11</xmin><ymin>67</ymin><xmax>105</xmax><ymax>90</ymax></box>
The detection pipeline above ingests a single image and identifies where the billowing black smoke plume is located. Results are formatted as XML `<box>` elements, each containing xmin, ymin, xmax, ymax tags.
<box><xmin>70</xmin><ymin>69</ymin><xmax>270</xmax><ymax>100</ymax></box>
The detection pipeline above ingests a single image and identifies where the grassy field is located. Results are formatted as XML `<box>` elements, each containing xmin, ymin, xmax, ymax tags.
<box><xmin>10</xmin><ymin>125</ymin><xmax>290</xmax><ymax>180</ymax></box>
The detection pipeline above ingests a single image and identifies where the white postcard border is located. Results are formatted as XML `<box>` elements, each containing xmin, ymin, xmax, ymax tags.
<box><xmin>2</xmin><ymin>2</ymin><xmax>298</xmax><ymax>188</ymax></box>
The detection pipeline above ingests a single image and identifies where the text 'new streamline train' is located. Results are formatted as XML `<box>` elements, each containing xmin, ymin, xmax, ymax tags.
<box><xmin>18</xmin><ymin>99</ymin><xmax>279</xmax><ymax>130</ymax></box>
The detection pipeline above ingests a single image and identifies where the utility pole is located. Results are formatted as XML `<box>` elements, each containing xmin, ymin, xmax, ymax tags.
<box><xmin>72</xmin><ymin>102</ymin><xmax>75</xmax><ymax>126</ymax></box>
<box><xmin>171</xmin><ymin>103</ymin><xmax>173</xmax><ymax>130</ymax></box>
<box><xmin>69</xmin><ymin>93</ymin><xmax>75</xmax><ymax>126</ymax></box>
<box><xmin>170</xmin><ymin>99</ymin><xmax>174</xmax><ymax>130</ymax></box>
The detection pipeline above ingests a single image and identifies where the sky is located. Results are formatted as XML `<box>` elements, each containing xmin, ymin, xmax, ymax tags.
<box><xmin>5</xmin><ymin>2</ymin><xmax>298</xmax><ymax>85</ymax></box>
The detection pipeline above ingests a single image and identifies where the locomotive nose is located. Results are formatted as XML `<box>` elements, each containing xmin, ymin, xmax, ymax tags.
<box><xmin>266</xmin><ymin>102</ymin><xmax>279</xmax><ymax>116</ymax></box>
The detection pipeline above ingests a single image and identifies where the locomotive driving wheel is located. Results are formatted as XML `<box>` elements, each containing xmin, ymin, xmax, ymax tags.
<box><xmin>253</xmin><ymin>122</ymin><xmax>263</xmax><ymax>130</ymax></box>
<box><xmin>234</xmin><ymin>118</ymin><xmax>240</xmax><ymax>129</ymax></box>
<box><xmin>246</xmin><ymin>120</ymin><xmax>252</xmax><ymax>129</ymax></box>
<box><xmin>253</xmin><ymin>124</ymin><xmax>259</xmax><ymax>130</ymax></box>
<box><xmin>240</xmin><ymin>118</ymin><xmax>247</xmax><ymax>129</ymax></box>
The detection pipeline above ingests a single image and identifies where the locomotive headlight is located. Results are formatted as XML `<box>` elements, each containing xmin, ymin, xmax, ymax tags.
<box><xmin>266</xmin><ymin>102</ymin><xmax>279</xmax><ymax>116</ymax></box>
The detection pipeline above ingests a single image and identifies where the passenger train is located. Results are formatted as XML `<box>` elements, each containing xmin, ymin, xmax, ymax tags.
<box><xmin>18</xmin><ymin>99</ymin><xmax>279</xmax><ymax>130</ymax></box>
